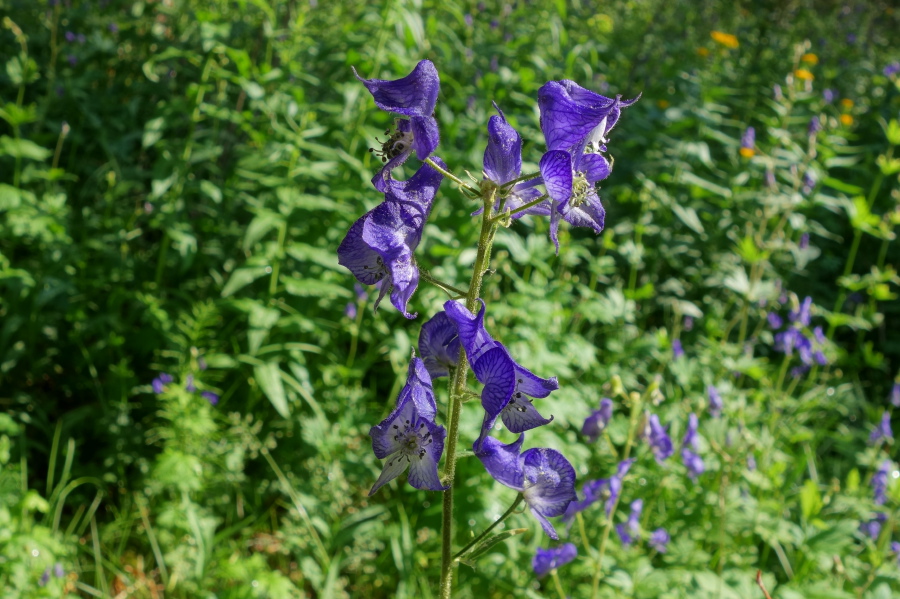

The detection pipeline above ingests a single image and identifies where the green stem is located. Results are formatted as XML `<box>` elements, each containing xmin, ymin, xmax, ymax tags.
<box><xmin>453</xmin><ymin>494</ymin><xmax>523</xmax><ymax>560</ymax></box>
<box><xmin>439</xmin><ymin>188</ymin><xmax>498</xmax><ymax>599</ymax></box>
<box><xmin>502</xmin><ymin>170</ymin><xmax>542</xmax><ymax>188</ymax></box>
<box><xmin>425</xmin><ymin>157</ymin><xmax>478</xmax><ymax>192</ymax></box>
<box><xmin>419</xmin><ymin>268</ymin><xmax>469</xmax><ymax>297</ymax></box>
<box><xmin>492</xmin><ymin>194</ymin><xmax>549</xmax><ymax>221</ymax></box>
<box><xmin>551</xmin><ymin>570</ymin><xmax>567</xmax><ymax>599</ymax></box>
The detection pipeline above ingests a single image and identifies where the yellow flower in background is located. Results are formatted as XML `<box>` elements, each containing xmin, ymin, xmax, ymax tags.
<box><xmin>656</xmin><ymin>99</ymin><xmax>670</xmax><ymax>109</ymax></box>
<box><xmin>739</xmin><ymin>147</ymin><xmax>755</xmax><ymax>158</ymax></box>
<box><xmin>794</xmin><ymin>69</ymin><xmax>814</xmax><ymax>81</ymax></box>
<box><xmin>841</xmin><ymin>98</ymin><xmax>854</xmax><ymax>109</ymax></box>
<box><xmin>801</xmin><ymin>53</ymin><xmax>819</xmax><ymax>64</ymax></box>
<box><xmin>840</xmin><ymin>114</ymin><xmax>854</xmax><ymax>126</ymax></box>
<box><xmin>697</xmin><ymin>47</ymin><xmax>710</xmax><ymax>57</ymax></box>
<box><xmin>710</xmin><ymin>31</ymin><xmax>739</xmax><ymax>49</ymax></box>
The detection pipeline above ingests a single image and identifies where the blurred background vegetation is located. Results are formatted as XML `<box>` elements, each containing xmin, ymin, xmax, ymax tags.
<box><xmin>1</xmin><ymin>0</ymin><xmax>899</xmax><ymax>597</ymax></box>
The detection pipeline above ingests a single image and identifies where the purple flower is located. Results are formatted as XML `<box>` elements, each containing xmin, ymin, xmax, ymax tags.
<box><xmin>474</xmin><ymin>434</ymin><xmax>577</xmax><ymax>539</ymax></box>
<box><xmin>823</xmin><ymin>89</ymin><xmax>835</xmax><ymax>103</ymax></box>
<box><xmin>645</xmin><ymin>414</ymin><xmax>673</xmax><ymax>462</ymax></box>
<box><xmin>707</xmin><ymin>385</ymin><xmax>722</xmax><ymax>418</ymax></box>
<box><xmin>185</xmin><ymin>374</ymin><xmax>196</xmax><ymax>392</ymax></box>
<box><xmin>740</xmin><ymin>126</ymin><xmax>755</xmax><ymax>150</ymax></box>
<box><xmin>344</xmin><ymin>302</ymin><xmax>358</xmax><ymax>319</ymax></box>
<box><xmin>151</xmin><ymin>372</ymin><xmax>173</xmax><ymax>394</ymax></box>
<box><xmin>870</xmin><ymin>412</ymin><xmax>893</xmax><ymax>445</ymax></box>
<box><xmin>681</xmin><ymin>414</ymin><xmax>705</xmax><ymax>480</ymax></box>
<box><xmin>747</xmin><ymin>455</ymin><xmax>757</xmax><ymax>470</ymax></box>
<box><xmin>616</xmin><ymin>499</ymin><xmax>643</xmax><ymax>546</ymax></box>
<box><xmin>201</xmin><ymin>391</ymin><xmax>219</xmax><ymax>405</ymax></box>
<box><xmin>464</xmin><ymin>13</ymin><xmax>473</xmax><ymax>26</ymax></box>
<box><xmin>478</xmin><ymin>103</ymin><xmax>547</xmax><ymax>218</ymax></box>
<box><xmin>39</xmin><ymin>568</ymin><xmax>51</xmax><ymax>587</ymax></box>
<box><xmin>684</xmin><ymin>315</ymin><xmax>694</xmax><ymax>331</ymax></box>
<box><xmin>808</xmin><ymin>117</ymin><xmax>821</xmax><ymax>137</ymax></box>
<box><xmin>537</xmin><ymin>80</ymin><xmax>639</xmax><ymax>252</ymax></box>
<box><xmin>582</xmin><ymin>398</ymin><xmax>613</xmax><ymax>443</ymax></box>
<box><xmin>860</xmin><ymin>512</ymin><xmax>886</xmax><ymax>540</ymax></box>
<box><xmin>672</xmin><ymin>339</ymin><xmax>684</xmax><ymax>359</ymax></box>
<box><xmin>649</xmin><ymin>528</ymin><xmax>670</xmax><ymax>553</ymax></box>
<box><xmin>874</xmin><ymin>460</ymin><xmax>891</xmax><ymax>505</ymax></box>
<box><xmin>532</xmin><ymin>543</ymin><xmax>577</xmax><ymax>578</ymax></box>
<box><xmin>354</xmin><ymin>60</ymin><xmax>441</xmax><ymax>192</ymax></box>
<box><xmin>799</xmin><ymin>232</ymin><xmax>810</xmax><ymax>249</ymax></box>
<box><xmin>891</xmin><ymin>383</ymin><xmax>900</xmax><ymax>407</ymax></box>
<box><xmin>790</xmin><ymin>296</ymin><xmax>813</xmax><ymax>326</ymax></box>
<box><xmin>802</xmin><ymin>171</ymin><xmax>816</xmax><ymax>194</ymax></box>
<box><xmin>563</xmin><ymin>458</ymin><xmax>634</xmax><ymax>521</ymax></box>
<box><xmin>53</xmin><ymin>563</ymin><xmax>64</xmax><ymax>578</ymax></box>
<box><xmin>417</xmin><ymin>310</ymin><xmax>460</xmax><ymax>379</ymax></box>
<box><xmin>65</xmin><ymin>31</ymin><xmax>76</xmax><ymax>42</ymax></box>
<box><xmin>444</xmin><ymin>300</ymin><xmax>558</xmax><ymax>448</ymax></box>
<box><xmin>337</xmin><ymin>161</ymin><xmax>444</xmax><ymax>319</ymax></box>
<box><xmin>773</xmin><ymin>84</ymin><xmax>783</xmax><ymax>101</ymax></box>
<box><xmin>368</xmin><ymin>357</ymin><xmax>447</xmax><ymax>495</ymax></box>
<box><xmin>683</xmin><ymin>413</ymin><xmax>700</xmax><ymax>449</ymax></box>
<box><xmin>109</xmin><ymin>23</ymin><xmax>119</xmax><ymax>33</ymax></box>
<box><xmin>885</xmin><ymin>62</ymin><xmax>900</xmax><ymax>77</ymax></box>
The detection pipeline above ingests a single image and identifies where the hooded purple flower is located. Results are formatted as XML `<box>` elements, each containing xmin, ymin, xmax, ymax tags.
<box><xmin>672</xmin><ymin>339</ymin><xmax>684</xmax><ymax>359</ymax></box>
<box><xmin>860</xmin><ymin>512</ymin><xmax>886</xmax><ymax>540</ymax></box>
<box><xmin>582</xmin><ymin>398</ymin><xmax>613</xmax><ymax>443</ymax></box>
<box><xmin>537</xmin><ymin>80</ymin><xmax>639</xmax><ymax>252</ymax></box>
<box><xmin>444</xmin><ymin>300</ymin><xmax>558</xmax><ymax>448</ymax></box>
<box><xmin>874</xmin><ymin>460</ymin><xmax>891</xmax><ymax>505</ymax></box>
<box><xmin>885</xmin><ymin>62</ymin><xmax>900</xmax><ymax>77</ymax></box>
<box><xmin>740</xmin><ymin>126</ymin><xmax>755</xmax><ymax>152</ymax></box>
<box><xmin>890</xmin><ymin>383</ymin><xmax>900</xmax><ymax>407</ymax></box>
<box><xmin>368</xmin><ymin>357</ymin><xmax>448</xmax><ymax>495</ymax></box>
<box><xmin>185</xmin><ymin>374</ymin><xmax>196</xmax><ymax>392</ymax></box>
<box><xmin>354</xmin><ymin>60</ymin><xmax>441</xmax><ymax>192</ymax></box>
<box><xmin>418</xmin><ymin>311</ymin><xmax>460</xmax><ymax>379</ymax></box>
<box><xmin>707</xmin><ymin>385</ymin><xmax>723</xmax><ymax>418</ymax></box>
<box><xmin>476</xmin><ymin>103</ymin><xmax>548</xmax><ymax>219</ymax></box>
<box><xmin>616</xmin><ymin>499</ymin><xmax>643</xmax><ymax>546</ymax></box>
<box><xmin>823</xmin><ymin>89</ymin><xmax>835</xmax><ymax>103</ymax></box>
<box><xmin>681</xmin><ymin>413</ymin><xmax>705</xmax><ymax>480</ymax></box>
<box><xmin>563</xmin><ymin>458</ymin><xmax>635</xmax><ymax>521</ymax></box>
<box><xmin>151</xmin><ymin>372</ymin><xmax>173</xmax><ymax>394</ymax></box>
<box><xmin>474</xmin><ymin>434</ymin><xmax>577</xmax><ymax>540</ymax></box>
<box><xmin>808</xmin><ymin>117</ymin><xmax>821</xmax><ymax>137</ymax></box>
<box><xmin>790</xmin><ymin>296</ymin><xmax>813</xmax><ymax>326</ymax></box>
<box><xmin>338</xmin><ymin>161</ymin><xmax>445</xmax><ymax>319</ymax></box>
<box><xmin>645</xmin><ymin>414</ymin><xmax>673</xmax><ymax>462</ymax></box>
<box><xmin>532</xmin><ymin>543</ymin><xmax>577</xmax><ymax>578</ymax></box>
<box><xmin>202</xmin><ymin>391</ymin><xmax>220</xmax><ymax>405</ymax></box>
<box><xmin>649</xmin><ymin>528</ymin><xmax>670</xmax><ymax>553</ymax></box>
<box><xmin>870</xmin><ymin>412</ymin><xmax>893</xmax><ymax>445</ymax></box>
<box><xmin>767</xmin><ymin>312</ymin><xmax>783</xmax><ymax>329</ymax></box>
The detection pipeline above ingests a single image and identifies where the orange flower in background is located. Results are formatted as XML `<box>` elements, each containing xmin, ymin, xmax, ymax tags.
<box><xmin>739</xmin><ymin>147</ymin><xmax>755</xmax><ymax>158</ymax></box>
<box><xmin>657</xmin><ymin>99</ymin><xmax>670</xmax><ymax>109</ymax></box>
<box><xmin>794</xmin><ymin>69</ymin><xmax>814</xmax><ymax>81</ymax></box>
<box><xmin>801</xmin><ymin>53</ymin><xmax>819</xmax><ymax>64</ymax></box>
<box><xmin>840</xmin><ymin>114</ymin><xmax>854</xmax><ymax>126</ymax></box>
<box><xmin>710</xmin><ymin>31</ymin><xmax>739</xmax><ymax>49</ymax></box>
<box><xmin>841</xmin><ymin>98</ymin><xmax>854</xmax><ymax>109</ymax></box>
<box><xmin>697</xmin><ymin>47</ymin><xmax>710</xmax><ymax>57</ymax></box>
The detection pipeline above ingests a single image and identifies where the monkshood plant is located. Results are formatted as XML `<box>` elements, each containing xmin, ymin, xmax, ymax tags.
<box><xmin>337</xmin><ymin>59</ymin><xmax>638</xmax><ymax>596</ymax></box>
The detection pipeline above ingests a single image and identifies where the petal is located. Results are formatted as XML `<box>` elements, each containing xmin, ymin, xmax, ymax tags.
<box><xmin>396</xmin><ymin>357</ymin><xmax>437</xmax><ymax>420</ymax></box>
<box><xmin>473</xmin><ymin>434</ymin><xmax>525</xmax><ymax>490</ymax></box>
<box><xmin>505</xmin><ymin>187</ymin><xmax>550</xmax><ymax>219</ymax></box>
<box><xmin>386</xmin><ymin>157</ymin><xmax>446</xmax><ymax>221</ymax></box>
<box><xmin>528</xmin><ymin>506</ymin><xmax>560</xmax><ymax>540</ymax></box>
<box><xmin>443</xmin><ymin>299</ymin><xmax>496</xmax><ymax>363</ymax></box>
<box><xmin>483</xmin><ymin>107</ymin><xmax>522</xmax><ymax>184</ymax></box>
<box><xmin>353</xmin><ymin>59</ymin><xmax>440</xmax><ymax>118</ymax></box>
<box><xmin>368</xmin><ymin>452</ymin><xmax>411</xmax><ymax>496</ymax></box>
<box><xmin>418</xmin><ymin>311</ymin><xmax>461</xmax><ymax>379</ymax></box>
<box><xmin>361</xmin><ymin>202</ymin><xmax>420</xmax><ymax>318</ymax></box>
<box><xmin>407</xmin><ymin>422</ymin><xmax>448</xmax><ymax>491</ymax></box>
<box><xmin>539</xmin><ymin>150</ymin><xmax>573</xmax><ymax>206</ymax></box>
<box><xmin>501</xmin><ymin>396</ymin><xmax>553</xmax><ymax>433</ymax></box>
<box><xmin>410</xmin><ymin>115</ymin><xmax>440</xmax><ymax>161</ymax></box>
<box><xmin>337</xmin><ymin>213</ymin><xmax>387</xmax><ymax>286</ymax></box>
<box><xmin>513</xmin><ymin>364</ymin><xmax>559</xmax><ymax>399</ymax></box>
<box><xmin>580</xmin><ymin>153</ymin><xmax>611</xmax><ymax>184</ymax></box>
<box><xmin>369</xmin><ymin>400</ymin><xmax>417</xmax><ymax>459</ymax></box>
<box><xmin>559</xmin><ymin>188</ymin><xmax>605</xmax><ymax>234</ymax></box>
<box><xmin>472</xmin><ymin>346</ymin><xmax>517</xmax><ymax>417</ymax></box>
<box><xmin>522</xmin><ymin>448</ymin><xmax>577</xmax><ymax>519</ymax></box>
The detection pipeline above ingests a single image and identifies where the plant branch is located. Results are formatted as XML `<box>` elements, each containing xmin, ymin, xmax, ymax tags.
<box><xmin>453</xmin><ymin>494</ymin><xmax>523</xmax><ymax>560</ymax></box>
<box><xmin>419</xmin><ymin>268</ymin><xmax>469</xmax><ymax>297</ymax></box>
<box><xmin>426</xmin><ymin>157</ymin><xmax>478</xmax><ymax>192</ymax></box>
<box><xmin>491</xmin><ymin>194</ymin><xmax>549</xmax><ymax>222</ymax></box>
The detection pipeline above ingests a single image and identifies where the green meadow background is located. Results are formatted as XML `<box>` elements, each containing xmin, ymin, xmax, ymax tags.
<box><xmin>1</xmin><ymin>0</ymin><xmax>900</xmax><ymax>597</ymax></box>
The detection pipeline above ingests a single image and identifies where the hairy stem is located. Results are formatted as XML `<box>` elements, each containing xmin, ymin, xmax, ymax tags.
<box><xmin>426</xmin><ymin>157</ymin><xmax>478</xmax><ymax>193</ymax></box>
<box><xmin>492</xmin><ymin>194</ymin><xmax>549</xmax><ymax>221</ymax></box>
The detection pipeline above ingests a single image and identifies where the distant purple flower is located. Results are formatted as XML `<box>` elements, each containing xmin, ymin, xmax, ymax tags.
<box><xmin>649</xmin><ymin>528</ymin><xmax>670</xmax><ymax>553</ymax></box>
<box><xmin>773</xmin><ymin>84</ymin><xmax>783</xmax><ymax>101</ymax></box>
<box><xmin>740</xmin><ymin>126</ymin><xmax>755</xmax><ymax>150</ymax></box>
<box><xmin>683</xmin><ymin>315</ymin><xmax>694</xmax><ymax>331</ymax></box>
<box><xmin>790</xmin><ymin>296</ymin><xmax>813</xmax><ymax>327</ymax></box>
<box><xmin>616</xmin><ymin>499</ymin><xmax>642</xmax><ymax>546</ymax></box>
<box><xmin>532</xmin><ymin>543</ymin><xmax>577</xmax><ymax>578</ymax></box>
<box><xmin>870</xmin><ymin>413</ymin><xmax>893</xmax><ymax>445</ymax></box>
<box><xmin>799</xmin><ymin>232</ymin><xmax>810</xmax><ymax>249</ymax></box>
<box><xmin>681</xmin><ymin>414</ymin><xmax>705</xmax><ymax>479</ymax></box>
<box><xmin>354</xmin><ymin>60</ymin><xmax>441</xmax><ymax>192</ymax></box>
<box><xmin>201</xmin><ymin>391</ymin><xmax>219</xmax><ymax>405</ymax></box>
<box><xmin>645</xmin><ymin>414</ymin><xmax>673</xmax><ymax>462</ymax></box>
<box><xmin>885</xmin><ymin>62</ymin><xmax>900</xmax><ymax>77</ymax></box>
<box><xmin>747</xmin><ymin>455</ymin><xmax>757</xmax><ymax>470</ymax></box>
<box><xmin>65</xmin><ymin>31</ymin><xmax>76</xmax><ymax>42</ymax></box>
<box><xmin>67</xmin><ymin>54</ymin><xmax>77</xmax><ymax>66</ymax></box>
<box><xmin>444</xmin><ymin>300</ymin><xmax>558</xmax><ymax>448</ymax></box>
<box><xmin>802</xmin><ymin>171</ymin><xmax>816</xmax><ymax>194</ymax></box>
<box><xmin>151</xmin><ymin>372</ymin><xmax>173</xmax><ymax>394</ymax></box>
<box><xmin>39</xmin><ymin>568</ymin><xmax>50</xmax><ymax>587</ymax></box>
<box><xmin>582</xmin><ymin>398</ymin><xmax>613</xmax><ymax>443</ymax></box>
<box><xmin>475</xmin><ymin>434</ymin><xmax>577</xmax><ymax>539</ymax></box>
<box><xmin>344</xmin><ymin>302</ymin><xmax>357</xmax><ymax>319</ymax></box>
<box><xmin>369</xmin><ymin>357</ymin><xmax>447</xmax><ymax>495</ymax></box>
<box><xmin>672</xmin><ymin>339</ymin><xmax>684</xmax><ymax>359</ymax></box>
<box><xmin>417</xmin><ymin>310</ymin><xmax>460</xmax><ymax>379</ymax></box>
<box><xmin>846</xmin><ymin>33</ymin><xmax>857</xmax><ymax>44</ymax></box>
<box><xmin>708</xmin><ymin>385</ymin><xmax>722</xmax><ymax>418</ymax></box>
<box><xmin>185</xmin><ymin>374</ymin><xmax>196</xmax><ymax>392</ymax></box>
<box><xmin>891</xmin><ymin>383</ymin><xmax>900</xmax><ymax>407</ymax></box>
<box><xmin>808</xmin><ymin>117</ymin><xmax>821</xmax><ymax>137</ymax></box>
<box><xmin>563</xmin><ymin>458</ymin><xmax>634</xmax><ymax>521</ymax></box>
<box><xmin>860</xmin><ymin>512</ymin><xmax>886</xmax><ymax>540</ymax></box>
<box><xmin>767</xmin><ymin>312</ymin><xmax>783</xmax><ymax>329</ymax></box>
<box><xmin>490</xmin><ymin>55</ymin><xmax>499</xmax><ymax>72</ymax></box>
<box><xmin>823</xmin><ymin>89</ymin><xmax>835</xmax><ymax>103</ymax></box>
<box><xmin>109</xmin><ymin>23</ymin><xmax>119</xmax><ymax>33</ymax></box>
<box><xmin>874</xmin><ymin>460</ymin><xmax>891</xmax><ymax>505</ymax></box>
<box><xmin>337</xmin><ymin>161</ymin><xmax>445</xmax><ymax>319</ymax></box>
<box><xmin>464</xmin><ymin>13</ymin><xmax>473</xmax><ymax>26</ymax></box>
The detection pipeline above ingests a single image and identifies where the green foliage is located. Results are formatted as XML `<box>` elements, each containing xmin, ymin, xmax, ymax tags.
<box><xmin>0</xmin><ymin>0</ymin><xmax>899</xmax><ymax>597</ymax></box>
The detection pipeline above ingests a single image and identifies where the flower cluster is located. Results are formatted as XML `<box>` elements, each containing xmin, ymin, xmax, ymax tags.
<box><xmin>150</xmin><ymin>371</ymin><xmax>219</xmax><ymax>405</ymax></box>
<box><xmin>769</xmin><ymin>295</ymin><xmax>828</xmax><ymax>376</ymax></box>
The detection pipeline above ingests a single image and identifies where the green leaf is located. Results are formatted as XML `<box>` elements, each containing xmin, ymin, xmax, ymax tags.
<box><xmin>142</xmin><ymin>116</ymin><xmax>166</xmax><ymax>148</ymax></box>
<box><xmin>671</xmin><ymin>202</ymin><xmax>705</xmax><ymax>234</ymax></box>
<box><xmin>0</xmin><ymin>135</ymin><xmax>51</xmax><ymax>161</ymax></box>
<box><xmin>221</xmin><ymin>266</ymin><xmax>270</xmax><ymax>297</ymax></box>
<box><xmin>800</xmin><ymin>479</ymin><xmax>823</xmax><ymax>520</ymax></box>
<box><xmin>199</xmin><ymin>180</ymin><xmax>222</xmax><ymax>203</ymax></box>
<box><xmin>254</xmin><ymin>362</ymin><xmax>289</xmax><ymax>418</ymax></box>
<box><xmin>244</xmin><ymin>211</ymin><xmax>283</xmax><ymax>250</ymax></box>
